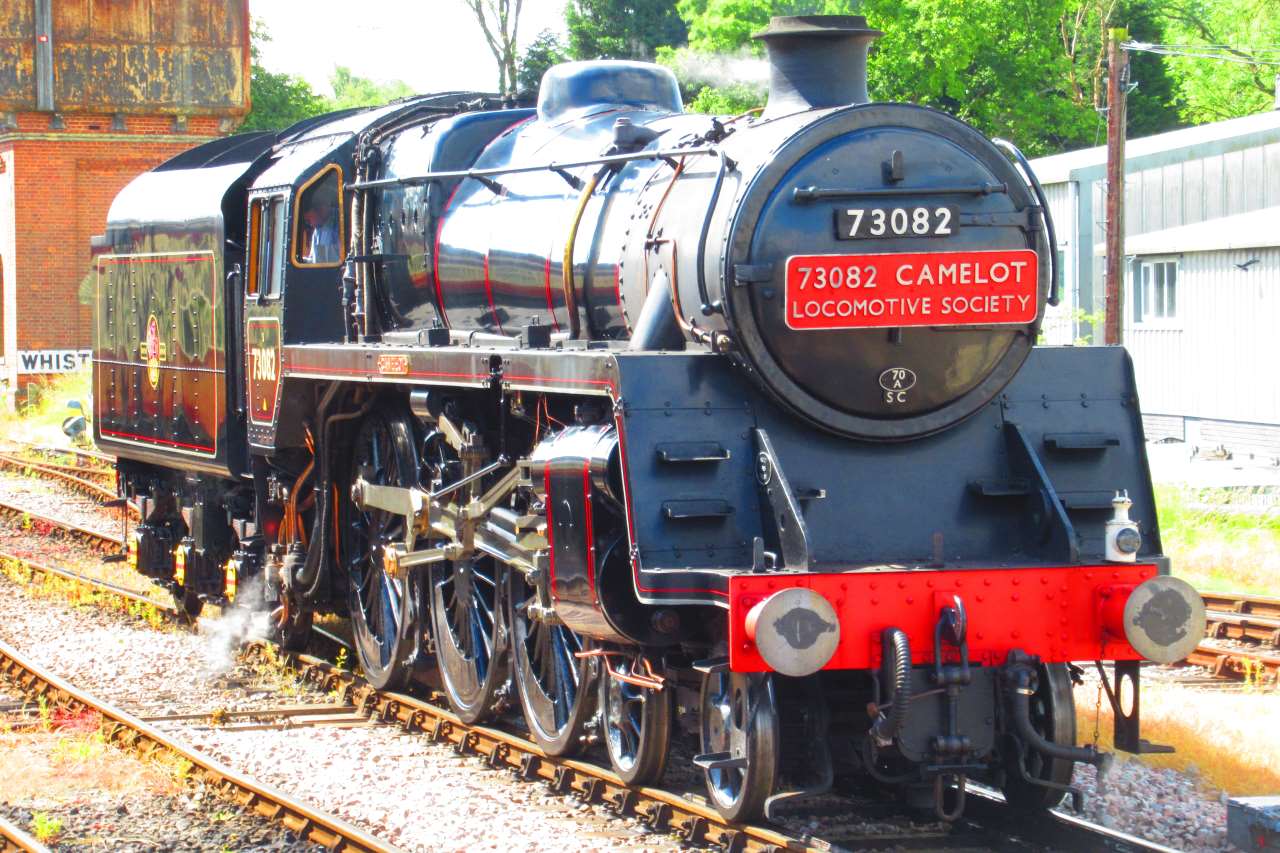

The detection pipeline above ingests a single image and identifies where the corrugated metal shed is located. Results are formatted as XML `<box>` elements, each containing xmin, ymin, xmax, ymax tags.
<box><xmin>1124</xmin><ymin>247</ymin><xmax>1280</xmax><ymax>433</ymax></box>
<box><xmin>1097</xmin><ymin>206</ymin><xmax>1280</xmax><ymax>255</ymax></box>
<box><xmin>1032</xmin><ymin>110</ymin><xmax>1280</xmax><ymax>184</ymax></box>
<box><xmin>1030</xmin><ymin>110</ymin><xmax>1280</xmax><ymax>348</ymax></box>
<box><xmin>1032</xmin><ymin>113</ymin><xmax>1280</xmax><ymax>460</ymax></box>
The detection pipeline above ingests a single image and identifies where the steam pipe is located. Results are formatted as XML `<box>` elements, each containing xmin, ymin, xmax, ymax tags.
<box><xmin>869</xmin><ymin>627</ymin><xmax>911</xmax><ymax>745</ymax></box>
<box><xmin>1006</xmin><ymin>664</ymin><xmax>1112</xmax><ymax>771</ymax></box>
<box><xmin>562</xmin><ymin>166</ymin><xmax>610</xmax><ymax>339</ymax></box>
<box><xmin>695</xmin><ymin>149</ymin><xmax>731</xmax><ymax>316</ymax></box>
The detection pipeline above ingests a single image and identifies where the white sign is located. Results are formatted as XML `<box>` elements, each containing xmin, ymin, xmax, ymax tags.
<box><xmin>16</xmin><ymin>349</ymin><xmax>92</xmax><ymax>375</ymax></box>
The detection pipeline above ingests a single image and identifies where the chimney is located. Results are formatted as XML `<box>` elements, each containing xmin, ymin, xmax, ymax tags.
<box><xmin>753</xmin><ymin>15</ymin><xmax>883</xmax><ymax>119</ymax></box>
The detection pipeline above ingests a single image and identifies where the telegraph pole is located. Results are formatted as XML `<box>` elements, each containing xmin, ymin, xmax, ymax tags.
<box><xmin>1103</xmin><ymin>28</ymin><xmax>1129</xmax><ymax>345</ymax></box>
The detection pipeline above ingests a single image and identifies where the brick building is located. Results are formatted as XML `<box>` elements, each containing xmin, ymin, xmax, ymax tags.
<box><xmin>0</xmin><ymin>0</ymin><xmax>249</xmax><ymax>406</ymax></box>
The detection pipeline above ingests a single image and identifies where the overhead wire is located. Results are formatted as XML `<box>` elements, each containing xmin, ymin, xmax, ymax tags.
<box><xmin>1124</xmin><ymin>41</ymin><xmax>1280</xmax><ymax>66</ymax></box>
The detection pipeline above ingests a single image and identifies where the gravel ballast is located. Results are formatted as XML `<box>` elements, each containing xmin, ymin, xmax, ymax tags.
<box><xmin>0</xmin><ymin>572</ymin><xmax>684</xmax><ymax>851</ymax></box>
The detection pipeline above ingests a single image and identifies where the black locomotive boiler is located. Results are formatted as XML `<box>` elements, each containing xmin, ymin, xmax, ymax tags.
<box><xmin>93</xmin><ymin>16</ymin><xmax>1205</xmax><ymax>822</ymax></box>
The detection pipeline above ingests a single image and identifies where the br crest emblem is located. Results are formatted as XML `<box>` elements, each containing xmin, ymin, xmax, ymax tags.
<box><xmin>145</xmin><ymin>314</ymin><xmax>161</xmax><ymax>389</ymax></box>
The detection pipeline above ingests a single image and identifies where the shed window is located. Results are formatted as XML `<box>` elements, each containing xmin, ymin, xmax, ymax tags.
<box><xmin>1133</xmin><ymin>259</ymin><xmax>1177</xmax><ymax>323</ymax></box>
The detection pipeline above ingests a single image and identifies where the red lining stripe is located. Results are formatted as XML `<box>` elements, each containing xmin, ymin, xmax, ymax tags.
<box><xmin>284</xmin><ymin>359</ymin><xmax>616</xmax><ymax>390</ymax></box>
<box><xmin>98</xmin><ymin>254</ymin><xmax>213</xmax><ymax>265</ymax></box>
<box><xmin>100</xmin><ymin>428</ymin><xmax>214</xmax><ymax>453</ymax></box>
<box><xmin>612</xmin><ymin>409</ymin><xmax>728</xmax><ymax>599</ymax></box>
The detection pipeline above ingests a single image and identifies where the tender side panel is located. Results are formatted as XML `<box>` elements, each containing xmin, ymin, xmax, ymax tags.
<box><xmin>94</xmin><ymin>251</ymin><xmax>224</xmax><ymax>461</ymax></box>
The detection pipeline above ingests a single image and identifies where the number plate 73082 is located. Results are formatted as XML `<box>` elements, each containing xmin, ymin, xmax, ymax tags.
<box><xmin>835</xmin><ymin>205</ymin><xmax>959</xmax><ymax>240</ymax></box>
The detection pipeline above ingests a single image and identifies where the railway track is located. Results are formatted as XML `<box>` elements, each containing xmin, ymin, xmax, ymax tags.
<box><xmin>0</xmin><ymin>637</ymin><xmax>394</xmax><ymax>853</ymax></box>
<box><xmin>0</xmin><ymin>465</ymin><xmax>1211</xmax><ymax>850</ymax></box>
<box><xmin>272</xmin><ymin>645</ymin><xmax>1172</xmax><ymax>852</ymax></box>
<box><xmin>0</xmin><ymin>812</ymin><xmax>51</xmax><ymax>853</ymax></box>
<box><xmin>0</xmin><ymin>496</ymin><xmax>124</xmax><ymax>555</ymax></box>
<box><xmin>0</xmin><ymin>451</ymin><xmax>126</xmax><ymax>512</ymax></box>
<box><xmin>1184</xmin><ymin>644</ymin><xmax>1280</xmax><ymax>686</ymax></box>
<box><xmin>1202</xmin><ymin>591</ymin><xmax>1280</xmax><ymax>646</ymax></box>
<box><xmin>1190</xmin><ymin>592</ymin><xmax>1280</xmax><ymax>687</ymax></box>
<box><xmin>0</xmin><ymin>541</ymin><xmax>1166</xmax><ymax>853</ymax></box>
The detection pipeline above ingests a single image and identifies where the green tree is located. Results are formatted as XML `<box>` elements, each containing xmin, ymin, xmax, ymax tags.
<box><xmin>240</xmin><ymin>21</ymin><xmax>329</xmax><ymax>132</ymax></box>
<box><xmin>1115</xmin><ymin>1</ymin><xmax>1183</xmax><ymax>138</ymax></box>
<box><xmin>517</xmin><ymin>29</ymin><xmax>569</xmax><ymax>93</ymax></box>
<box><xmin>687</xmin><ymin>81</ymin><xmax>765</xmax><ymax>113</ymax></box>
<box><xmin>1159</xmin><ymin>0</ymin><xmax>1280</xmax><ymax>123</ymax></box>
<box><xmin>565</xmin><ymin>0</ymin><xmax>688</xmax><ymax>60</ymax></box>
<box><xmin>328</xmin><ymin>66</ymin><xmax>415</xmax><ymax>110</ymax></box>
<box><xmin>241</xmin><ymin>67</ymin><xmax>330</xmax><ymax>132</ymax></box>
<box><xmin>669</xmin><ymin>0</ymin><xmax>1185</xmax><ymax>154</ymax></box>
<box><xmin>677</xmin><ymin>0</ymin><xmax>818</xmax><ymax>54</ymax></box>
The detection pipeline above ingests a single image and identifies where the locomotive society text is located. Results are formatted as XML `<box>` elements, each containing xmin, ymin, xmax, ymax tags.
<box><xmin>784</xmin><ymin>248</ymin><xmax>1039</xmax><ymax>330</ymax></box>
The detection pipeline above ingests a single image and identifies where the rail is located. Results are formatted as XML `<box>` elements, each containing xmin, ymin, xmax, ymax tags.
<box><xmin>0</xmin><ymin>498</ymin><xmax>123</xmax><ymax>554</ymax></box>
<box><xmin>0</xmin><ymin>636</ymin><xmax>397</xmax><ymax>853</ymax></box>
<box><xmin>0</xmin><ymin>452</ymin><xmax>122</xmax><ymax>507</ymax></box>
<box><xmin>0</xmin><ymin>813</ymin><xmax>51</xmax><ymax>853</ymax></box>
<box><xmin>0</xmin><ymin>467</ymin><xmax>1222</xmax><ymax>850</ymax></box>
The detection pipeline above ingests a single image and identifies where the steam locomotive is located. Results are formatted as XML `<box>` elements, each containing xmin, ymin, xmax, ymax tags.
<box><xmin>94</xmin><ymin>16</ymin><xmax>1204</xmax><ymax>822</ymax></box>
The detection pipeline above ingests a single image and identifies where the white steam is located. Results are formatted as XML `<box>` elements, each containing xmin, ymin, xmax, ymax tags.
<box><xmin>196</xmin><ymin>572</ymin><xmax>271</xmax><ymax>675</ymax></box>
<box><xmin>665</xmin><ymin>47</ymin><xmax>770</xmax><ymax>90</ymax></box>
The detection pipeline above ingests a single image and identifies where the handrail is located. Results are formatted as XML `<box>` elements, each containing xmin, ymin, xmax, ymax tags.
<box><xmin>349</xmin><ymin>146</ymin><xmax>720</xmax><ymax>191</ymax></box>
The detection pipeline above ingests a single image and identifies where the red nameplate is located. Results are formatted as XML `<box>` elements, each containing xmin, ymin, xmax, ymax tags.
<box><xmin>784</xmin><ymin>249</ymin><xmax>1039</xmax><ymax>330</ymax></box>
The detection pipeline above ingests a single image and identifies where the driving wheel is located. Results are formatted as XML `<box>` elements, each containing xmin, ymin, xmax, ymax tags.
<box><xmin>346</xmin><ymin>409</ymin><xmax>426</xmax><ymax>690</ymax></box>
<box><xmin>430</xmin><ymin>554</ymin><xmax>509</xmax><ymax>723</ymax></box>
<box><xmin>509</xmin><ymin>570</ymin><xmax>596</xmax><ymax>756</ymax></box>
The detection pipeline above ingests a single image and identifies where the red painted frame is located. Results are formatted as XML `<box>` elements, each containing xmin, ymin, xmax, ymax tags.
<box><xmin>728</xmin><ymin>564</ymin><xmax>1159</xmax><ymax>672</ymax></box>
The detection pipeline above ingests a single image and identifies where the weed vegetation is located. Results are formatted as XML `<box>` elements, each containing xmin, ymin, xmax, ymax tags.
<box><xmin>1155</xmin><ymin>484</ymin><xmax>1280</xmax><ymax>596</ymax></box>
<box><xmin>0</xmin><ymin>371</ymin><xmax>92</xmax><ymax>449</ymax></box>
<box><xmin>1075</xmin><ymin>680</ymin><xmax>1280</xmax><ymax>797</ymax></box>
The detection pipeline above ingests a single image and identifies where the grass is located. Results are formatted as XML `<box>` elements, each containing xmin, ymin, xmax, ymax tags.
<box><xmin>30</xmin><ymin>812</ymin><xmax>63</xmax><ymax>844</ymax></box>
<box><xmin>1075</xmin><ymin>680</ymin><xmax>1280</xmax><ymax>797</ymax></box>
<box><xmin>0</xmin><ymin>556</ymin><xmax>168</xmax><ymax>631</ymax></box>
<box><xmin>0</xmin><ymin>370</ymin><xmax>93</xmax><ymax>449</ymax></box>
<box><xmin>1154</xmin><ymin>483</ymin><xmax>1280</xmax><ymax>596</ymax></box>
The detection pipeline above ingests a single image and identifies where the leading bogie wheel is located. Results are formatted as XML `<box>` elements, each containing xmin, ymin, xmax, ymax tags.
<box><xmin>1001</xmin><ymin>662</ymin><xmax>1077</xmax><ymax>811</ymax></box>
<box><xmin>600</xmin><ymin>653</ymin><xmax>673</xmax><ymax>786</ymax></box>
<box><xmin>346</xmin><ymin>409</ymin><xmax>426</xmax><ymax>691</ymax></box>
<box><xmin>508</xmin><ymin>570</ymin><xmax>596</xmax><ymax>756</ymax></box>
<box><xmin>699</xmin><ymin>668</ymin><xmax>780</xmax><ymax>823</ymax></box>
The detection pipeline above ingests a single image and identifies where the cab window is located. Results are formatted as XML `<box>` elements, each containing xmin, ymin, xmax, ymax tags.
<box><xmin>247</xmin><ymin>196</ymin><xmax>285</xmax><ymax>298</ymax></box>
<box><xmin>294</xmin><ymin>166</ymin><xmax>343</xmax><ymax>267</ymax></box>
